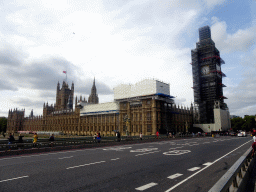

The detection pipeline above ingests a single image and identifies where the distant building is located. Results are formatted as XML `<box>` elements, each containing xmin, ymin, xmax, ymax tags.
<box><xmin>230</xmin><ymin>115</ymin><xmax>240</xmax><ymax>119</ymax></box>
<box><xmin>7</xmin><ymin>79</ymin><xmax>194</xmax><ymax>135</ymax></box>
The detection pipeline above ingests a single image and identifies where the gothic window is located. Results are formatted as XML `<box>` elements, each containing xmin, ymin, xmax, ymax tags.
<box><xmin>147</xmin><ymin>112</ymin><xmax>151</xmax><ymax>121</ymax></box>
<box><xmin>147</xmin><ymin>124</ymin><xmax>151</xmax><ymax>132</ymax></box>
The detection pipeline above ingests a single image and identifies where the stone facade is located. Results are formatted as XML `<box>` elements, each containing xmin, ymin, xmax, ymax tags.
<box><xmin>7</xmin><ymin>80</ymin><xmax>194</xmax><ymax>135</ymax></box>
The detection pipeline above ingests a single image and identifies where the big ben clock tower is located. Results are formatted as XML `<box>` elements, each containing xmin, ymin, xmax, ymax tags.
<box><xmin>191</xmin><ymin>26</ymin><xmax>227</xmax><ymax>124</ymax></box>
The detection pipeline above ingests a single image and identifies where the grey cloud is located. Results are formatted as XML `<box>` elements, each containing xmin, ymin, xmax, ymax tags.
<box><xmin>74</xmin><ymin>78</ymin><xmax>113</xmax><ymax>95</ymax></box>
<box><xmin>0</xmin><ymin>79</ymin><xmax>18</xmax><ymax>91</ymax></box>
<box><xmin>0</xmin><ymin>43</ymin><xmax>27</xmax><ymax>66</ymax></box>
<box><xmin>14</xmin><ymin>98</ymin><xmax>45</xmax><ymax>108</ymax></box>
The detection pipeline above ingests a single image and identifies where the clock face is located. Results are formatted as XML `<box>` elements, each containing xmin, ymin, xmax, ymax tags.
<box><xmin>201</xmin><ymin>66</ymin><xmax>209</xmax><ymax>75</ymax></box>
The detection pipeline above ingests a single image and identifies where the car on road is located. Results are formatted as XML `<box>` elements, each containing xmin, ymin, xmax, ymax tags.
<box><xmin>237</xmin><ymin>132</ymin><xmax>246</xmax><ymax>137</ymax></box>
<box><xmin>230</xmin><ymin>132</ymin><xmax>237</xmax><ymax>136</ymax></box>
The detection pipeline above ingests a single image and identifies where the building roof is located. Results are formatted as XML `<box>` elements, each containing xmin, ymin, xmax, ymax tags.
<box><xmin>80</xmin><ymin>102</ymin><xmax>119</xmax><ymax>116</ymax></box>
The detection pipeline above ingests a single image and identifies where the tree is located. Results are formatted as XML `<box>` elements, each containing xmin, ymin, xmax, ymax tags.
<box><xmin>242</xmin><ymin>116</ymin><xmax>255</xmax><ymax>132</ymax></box>
<box><xmin>0</xmin><ymin>117</ymin><xmax>7</xmax><ymax>133</ymax></box>
<box><xmin>231</xmin><ymin>116</ymin><xmax>256</xmax><ymax>132</ymax></box>
<box><xmin>231</xmin><ymin>117</ymin><xmax>245</xmax><ymax>132</ymax></box>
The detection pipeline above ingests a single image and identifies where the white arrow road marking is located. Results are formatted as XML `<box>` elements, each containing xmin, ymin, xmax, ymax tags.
<box><xmin>163</xmin><ymin>150</ymin><xmax>191</xmax><ymax>156</ymax></box>
<box><xmin>203</xmin><ymin>162</ymin><xmax>213</xmax><ymax>166</ymax></box>
<box><xmin>135</xmin><ymin>182</ymin><xmax>158</xmax><ymax>191</ymax></box>
<box><xmin>188</xmin><ymin>167</ymin><xmax>201</xmax><ymax>171</ymax></box>
<box><xmin>0</xmin><ymin>176</ymin><xmax>29</xmax><ymax>183</ymax></box>
<box><xmin>167</xmin><ymin>173</ymin><xmax>183</xmax><ymax>179</ymax></box>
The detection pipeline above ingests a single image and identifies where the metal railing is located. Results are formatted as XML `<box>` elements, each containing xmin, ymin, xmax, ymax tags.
<box><xmin>0</xmin><ymin>135</ymin><xmax>176</xmax><ymax>151</ymax></box>
<box><xmin>209</xmin><ymin>147</ymin><xmax>254</xmax><ymax>192</ymax></box>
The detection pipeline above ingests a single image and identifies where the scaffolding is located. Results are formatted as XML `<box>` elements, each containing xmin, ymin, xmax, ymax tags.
<box><xmin>191</xmin><ymin>26</ymin><xmax>227</xmax><ymax>124</ymax></box>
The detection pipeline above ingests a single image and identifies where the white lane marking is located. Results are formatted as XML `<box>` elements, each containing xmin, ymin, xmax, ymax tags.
<box><xmin>169</xmin><ymin>147</ymin><xmax>184</xmax><ymax>150</ymax></box>
<box><xmin>203</xmin><ymin>162</ymin><xmax>213</xmax><ymax>166</ymax></box>
<box><xmin>165</xmin><ymin>139</ymin><xmax>252</xmax><ymax>192</ymax></box>
<box><xmin>188</xmin><ymin>167</ymin><xmax>200</xmax><ymax>171</ymax></box>
<box><xmin>167</xmin><ymin>173</ymin><xmax>183</xmax><ymax>179</ymax></box>
<box><xmin>131</xmin><ymin>148</ymin><xmax>158</xmax><ymax>153</ymax></box>
<box><xmin>135</xmin><ymin>151</ymin><xmax>160</xmax><ymax>156</ymax></box>
<box><xmin>0</xmin><ymin>176</ymin><xmax>29</xmax><ymax>183</ymax></box>
<box><xmin>66</xmin><ymin>161</ymin><xmax>106</xmax><ymax>169</ymax></box>
<box><xmin>103</xmin><ymin>146</ymin><xmax>132</xmax><ymax>151</ymax></box>
<box><xmin>111</xmin><ymin>158</ymin><xmax>120</xmax><ymax>161</ymax></box>
<box><xmin>135</xmin><ymin>182</ymin><xmax>158</xmax><ymax>191</ymax></box>
<box><xmin>58</xmin><ymin>156</ymin><xmax>73</xmax><ymax>160</ymax></box>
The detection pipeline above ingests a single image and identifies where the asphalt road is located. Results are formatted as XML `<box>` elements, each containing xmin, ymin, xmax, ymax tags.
<box><xmin>0</xmin><ymin>136</ymin><xmax>252</xmax><ymax>192</ymax></box>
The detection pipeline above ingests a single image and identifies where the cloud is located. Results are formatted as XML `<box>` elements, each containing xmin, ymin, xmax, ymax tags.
<box><xmin>203</xmin><ymin>0</ymin><xmax>226</xmax><ymax>8</ymax></box>
<box><xmin>0</xmin><ymin>42</ymin><xmax>27</xmax><ymax>66</ymax></box>
<box><xmin>225</xmin><ymin>48</ymin><xmax>256</xmax><ymax>116</ymax></box>
<box><xmin>211</xmin><ymin>17</ymin><xmax>256</xmax><ymax>53</ymax></box>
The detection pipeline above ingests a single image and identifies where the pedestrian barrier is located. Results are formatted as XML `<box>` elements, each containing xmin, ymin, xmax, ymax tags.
<box><xmin>209</xmin><ymin>147</ymin><xmax>254</xmax><ymax>192</ymax></box>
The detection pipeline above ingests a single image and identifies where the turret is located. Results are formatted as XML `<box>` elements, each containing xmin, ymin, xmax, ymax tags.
<box><xmin>57</xmin><ymin>81</ymin><xmax>60</xmax><ymax>91</ymax></box>
<box><xmin>71</xmin><ymin>82</ymin><xmax>74</xmax><ymax>91</ymax></box>
<box><xmin>68</xmin><ymin>94</ymin><xmax>73</xmax><ymax>110</ymax></box>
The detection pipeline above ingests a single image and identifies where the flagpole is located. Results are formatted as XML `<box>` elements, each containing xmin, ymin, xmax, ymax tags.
<box><xmin>66</xmin><ymin>70</ymin><xmax>67</xmax><ymax>83</ymax></box>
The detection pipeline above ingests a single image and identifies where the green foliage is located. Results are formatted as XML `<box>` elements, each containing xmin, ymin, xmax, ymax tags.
<box><xmin>231</xmin><ymin>116</ymin><xmax>255</xmax><ymax>132</ymax></box>
<box><xmin>0</xmin><ymin>117</ymin><xmax>7</xmax><ymax>133</ymax></box>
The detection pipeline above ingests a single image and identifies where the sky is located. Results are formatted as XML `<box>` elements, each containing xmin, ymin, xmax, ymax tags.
<box><xmin>0</xmin><ymin>0</ymin><xmax>255</xmax><ymax>118</ymax></box>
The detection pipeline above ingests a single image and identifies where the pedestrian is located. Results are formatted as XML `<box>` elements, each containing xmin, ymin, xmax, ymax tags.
<box><xmin>117</xmin><ymin>132</ymin><xmax>121</xmax><ymax>142</ymax></box>
<box><xmin>97</xmin><ymin>132</ymin><xmax>101</xmax><ymax>143</ymax></box>
<box><xmin>253</xmin><ymin>135</ymin><xmax>256</xmax><ymax>142</ymax></box>
<box><xmin>49</xmin><ymin>134</ymin><xmax>54</xmax><ymax>147</ymax></box>
<box><xmin>169</xmin><ymin>132</ymin><xmax>172</xmax><ymax>138</ymax></box>
<box><xmin>140</xmin><ymin>132</ymin><xmax>143</xmax><ymax>140</ymax></box>
<box><xmin>116</xmin><ymin>131</ymin><xmax>118</xmax><ymax>142</ymax></box>
<box><xmin>252</xmin><ymin>139</ymin><xmax>256</xmax><ymax>157</ymax></box>
<box><xmin>18</xmin><ymin>134</ymin><xmax>24</xmax><ymax>143</ymax></box>
<box><xmin>93</xmin><ymin>133</ymin><xmax>97</xmax><ymax>143</ymax></box>
<box><xmin>156</xmin><ymin>131</ymin><xmax>159</xmax><ymax>139</ymax></box>
<box><xmin>8</xmin><ymin>133</ymin><xmax>15</xmax><ymax>144</ymax></box>
<box><xmin>33</xmin><ymin>133</ymin><xmax>38</xmax><ymax>147</ymax></box>
<box><xmin>49</xmin><ymin>134</ymin><xmax>54</xmax><ymax>141</ymax></box>
<box><xmin>8</xmin><ymin>133</ymin><xmax>15</xmax><ymax>150</ymax></box>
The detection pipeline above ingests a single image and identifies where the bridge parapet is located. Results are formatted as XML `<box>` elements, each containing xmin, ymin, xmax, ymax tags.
<box><xmin>209</xmin><ymin>147</ymin><xmax>254</xmax><ymax>192</ymax></box>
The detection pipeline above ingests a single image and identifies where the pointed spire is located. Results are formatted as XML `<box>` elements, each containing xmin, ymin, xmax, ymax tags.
<box><xmin>75</xmin><ymin>96</ymin><xmax>77</xmax><ymax>105</ymax></box>
<box><xmin>44</xmin><ymin>102</ymin><xmax>45</xmax><ymax>108</ymax></box>
<box><xmin>71</xmin><ymin>81</ymin><xmax>74</xmax><ymax>90</ymax></box>
<box><xmin>57</xmin><ymin>81</ymin><xmax>60</xmax><ymax>90</ymax></box>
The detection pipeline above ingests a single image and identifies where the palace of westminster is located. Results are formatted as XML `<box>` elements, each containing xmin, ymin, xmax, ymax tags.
<box><xmin>7</xmin><ymin>78</ymin><xmax>194</xmax><ymax>136</ymax></box>
<box><xmin>7</xmin><ymin>25</ymin><xmax>231</xmax><ymax>135</ymax></box>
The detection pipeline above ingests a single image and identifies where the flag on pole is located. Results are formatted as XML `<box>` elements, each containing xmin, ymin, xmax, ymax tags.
<box><xmin>63</xmin><ymin>71</ymin><xmax>66</xmax><ymax>74</ymax></box>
